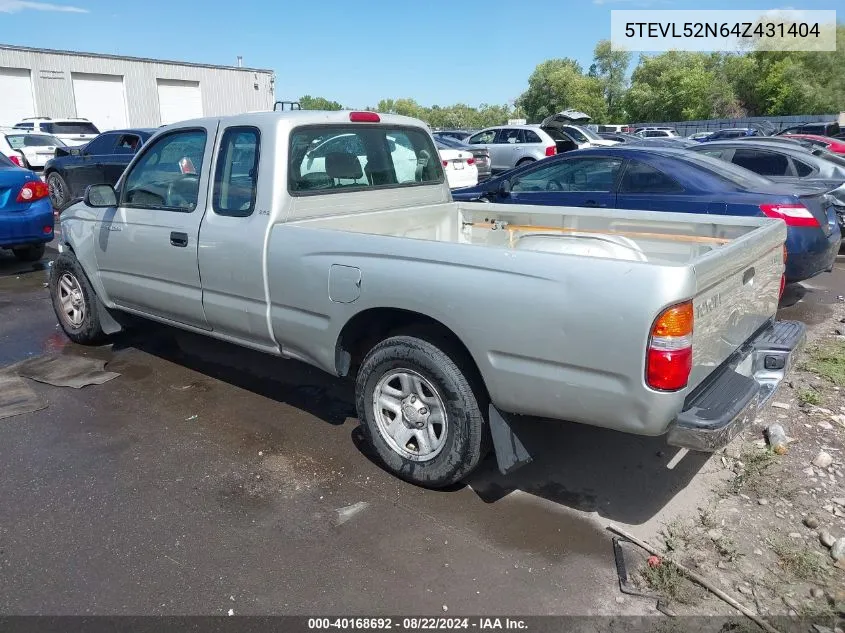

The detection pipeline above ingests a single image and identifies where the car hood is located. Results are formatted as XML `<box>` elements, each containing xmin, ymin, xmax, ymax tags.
<box><xmin>539</xmin><ymin>110</ymin><xmax>592</xmax><ymax>128</ymax></box>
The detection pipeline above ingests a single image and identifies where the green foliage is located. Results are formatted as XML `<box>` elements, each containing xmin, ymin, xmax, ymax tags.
<box><xmin>298</xmin><ymin>95</ymin><xmax>344</xmax><ymax>111</ymax></box>
<box><xmin>589</xmin><ymin>40</ymin><xmax>631</xmax><ymax>121</ymax></box>
<box><xmin>806</xmin><ymin>341</ymin><xmax>845</xmax><ymax>386</ymax></box>
<box><xmin>516</xmin><ymin>58</ymin><xmax>608</xmax><ymax>123</ymax></box>
<box><xmin>377</xmin><ymin>98</ymin><xmax>514</xmax><ymax>129</ymax></box>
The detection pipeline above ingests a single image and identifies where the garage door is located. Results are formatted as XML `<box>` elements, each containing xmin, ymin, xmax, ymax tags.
<box><xmin>157</xmin><ymin>79</ymin><xmax>203</xmax><ymax>125</ymax></box>
<box><xmin>0</xmin><ymin>68</ymin><xmax>36</xmax><ymax>127</ymax></box>
<box><xmin>72</xmin><ymin>73</ymin><xmax>128</xmax><ymax>132</ymax></box>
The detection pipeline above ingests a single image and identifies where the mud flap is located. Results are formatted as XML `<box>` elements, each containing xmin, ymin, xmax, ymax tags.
<box><xmin>94</xmin><ymin>293</ymin><xmax>123</xmax><ymax>335</ymax></box>
<box><xmin>489</xmin><ymin>405</ymin><xmax>532</xmax><ymax>475</ymax></box>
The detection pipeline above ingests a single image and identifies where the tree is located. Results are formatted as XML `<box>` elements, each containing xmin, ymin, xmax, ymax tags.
<box><xmin>517</xmin><ymin>58</ymin><xmax>608</xmax><ymax>123</ymax></box>
<box><xmin>298</xmin><ymin>95</ymin><xmax>344</xmax><ymax>110</ymax></box>
<box><xmin>589</xmin><ymin>40</ymin><xmax>631</xmax><ymax>122</ymax></box>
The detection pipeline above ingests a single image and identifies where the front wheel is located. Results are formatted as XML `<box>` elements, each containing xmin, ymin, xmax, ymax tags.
<box><xmin>49</xmin><ymin>252</ymin><xmax>107</xmax><ymax>345</ymax></box>
<box><xmin>355</xmin><ymin>335</ymin><xmax>487</xmax><ymax>488</ymax></box>
<box><xmin>12</xmin><ymin>243</ymin><xmax>45</xmax><ymax>262</ymax></box>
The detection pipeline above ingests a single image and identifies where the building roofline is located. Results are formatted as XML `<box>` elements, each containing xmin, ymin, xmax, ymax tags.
<box><xmin>0</xmin><ymin>43</ymin><xmax>274</xmax><ymax>74</ymax></box>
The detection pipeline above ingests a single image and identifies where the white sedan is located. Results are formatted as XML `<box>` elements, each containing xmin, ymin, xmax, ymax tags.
<box><xmin>0</xmin><ymin>131</ymin><xmax>65</xmax><ymax>171</ymax></box>
<box><xmin>435</xmin><ymin>139</ymin><xmax>478</xmax><ymax>189</ymax></box>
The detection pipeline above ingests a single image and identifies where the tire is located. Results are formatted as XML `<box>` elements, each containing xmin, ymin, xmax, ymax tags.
<box><xmin>516</xmin><ymin>158</ymin><xmax>535</xmax><ymax>167</ymax></box>
<box><xmin>49</xmin><ymin>252</ymin><xmax>107</xmax><ymax>345</ymax></box>
<box><xmin>12</xmin><ymin>243</ymin><xmax>45</xmax><ymax>262</ymax></box>
<box><xmin>47</xmin><ymin>172</ymin><xmax>69</xmax><ymax>210</ymax></box>
<box><xmin>355</xmin><ymin>335</ymin><xmax>487</xmax><ymax>488</ymax></box>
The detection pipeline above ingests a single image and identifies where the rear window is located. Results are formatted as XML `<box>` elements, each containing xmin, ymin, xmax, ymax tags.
<box><xmin>289</xmin><ymin>125</ymin><xmax>444</xmax><ymax>194</ymax></box>
<box><xmin>43</xmin><ymin>122</ymin><xmax>99</xmax><ymax>135</ymax></box>
<box><xmin>5</xmin><ymin>134</ymin><xmax>62</xmax><ymax>148</ymax></box>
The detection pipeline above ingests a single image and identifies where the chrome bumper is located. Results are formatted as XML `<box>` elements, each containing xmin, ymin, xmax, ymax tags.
<box><xmin>667</xmin><ymin>320</ymin><xmax>806</xmax><ymax>452</ymax></box>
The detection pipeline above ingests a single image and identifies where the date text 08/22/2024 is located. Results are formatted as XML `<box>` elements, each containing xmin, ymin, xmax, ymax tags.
<box><xmin>307</xmin><ymin>618</ymin><xmax>528</xmax><ymax>630</ymax></box>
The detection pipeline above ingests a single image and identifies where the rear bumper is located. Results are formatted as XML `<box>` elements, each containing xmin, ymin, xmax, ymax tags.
<box><xmin>785</xmin><ymin>225</ymin><xmax>840</xmax><ymax>282</ymax></box>
<box><xmin>0</xmin><ymin>199</ymin><xmax>54</xmax><ymax>248</ymax></box>
<box><xmin>667</xmin><ymin>319</ymin><xmax>805</xmax><ymax>452</ymax></box>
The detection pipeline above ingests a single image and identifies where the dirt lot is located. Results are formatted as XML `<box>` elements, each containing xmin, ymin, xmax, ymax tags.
<box><xmin>0</xmin><ymin>243</ymin><xmax>843</xmax><ymax>627</ymax></box>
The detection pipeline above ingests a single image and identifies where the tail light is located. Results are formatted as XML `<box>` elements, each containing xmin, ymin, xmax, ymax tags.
<box><xmin>760</xmin><ymin>203</ymin><xmax>819</xmax><ymax>227</ymax></box>
<box><xmin>16</xmin><ymin>180</ymin><xmax>49</xmax><ymax>203</ymax></box>
<box><xmin>349</xmin><ymin>111</ymin><xmax>380</xmax><ymax>123</ymax></box>
<box><xmin>646</xmin><ymin>301</ymin><xmax>693</xmax><ymax>391</ymax></box>
<box><xmin>8</xmin><ymin>155</ymin><xmax>22</xmax><ymax>167</ymax></box>
<box><xmin>442</xmin><ymin>160</ymin><xmax>449</xmax><ymax>167</ymax></box>
<box><xmin>545</xmin><ymin>146</ymin><xmax>556</xmax><ymax>157</ymax></box>
<box><xmin>179</xmin><ymin>157</ymin><xmax>196</xmax><ymax>175</ymax></box>
<box><xmin>466</xmin><ymin>157</ymin><xmax>475</xmax><ymax>165</ymax></box>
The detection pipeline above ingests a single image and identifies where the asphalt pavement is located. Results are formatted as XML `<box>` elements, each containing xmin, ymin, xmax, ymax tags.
<box><xmin>1</xmin><ymin>243</ymin><xmax>843</xmax><ymax>616</ymax></box>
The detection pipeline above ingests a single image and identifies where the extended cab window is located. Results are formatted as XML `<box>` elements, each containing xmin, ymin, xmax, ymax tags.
<box><xmin>289</xmin><ymin>125</ymin><xmax>443</xmax><ymax>194</ymax></box>
<box><xmin>122</xmin><ymin>129</ymin><xmax>206</xmax><ymax>211</ymax></box>
<box><xmin>213</xmin><ymin>126</ymin><xmax>260</xmax><ymax>216</ymax></box>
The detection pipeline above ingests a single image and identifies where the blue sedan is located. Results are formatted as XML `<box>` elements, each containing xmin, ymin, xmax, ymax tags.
<box><xmin>452</xmin><ymin>147</ymin><xmax>840</xmax><ymax>283</ymax></box>
<box><xmin>0</xmin><ymin>152</ymin><xmax>54</xmax><ymax>262</ymax></box>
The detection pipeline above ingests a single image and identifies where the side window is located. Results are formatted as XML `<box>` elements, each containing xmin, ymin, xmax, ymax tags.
<box><xmin>620</xmin><ymin>161</ymin><xmax>684</xmax><ymax>194</ymax></box>
<box><xmin>84</xmin><ymin>134</ymin><xmax>117</xmax><ymax>155</ymax></box>
<box><xmin>512</xmin><ymin>157</ymin><xmax>623</xmax><ymax>193</ymax></box>
<box><xmin>792</xmin><ymin>158</ymin><xmax>814</xmax><ymax>177</ymax></box>
<box><xmin>122</xmin><ymin>129</ymin><xmax>207</xmax><ymax>211</ymax></box>
<box><xmin>468</xmin><ymin>130</ymin><xmax>496</xmax><ymax>144</ymax></box>
<box><xmin>499</xmin><ymin>129</ymin><xmax>522</xmax><ymax>144</ymax></box>
<box><xmin>731</xmin><ymin>149</ymin><xmax>790</xmax><ymax>176</ymax></box>
<box><xmin>213</xmin><ymin>127</ymin><xmax>260</xmax><ymax>217</ymax></box>
<box><xmin>522</xmin><ymin>129</ymin><xmax>542</xmax><ymax>144</ymax></box>
<box><xmin>114</xmin><ymin>134</ymin><xmax>142</xmax><ymax>155</ymax></box>
<box><xmin>697</xmin><ymin>149</ymin><xmax>726</xmax><ymax>159</ymax></box>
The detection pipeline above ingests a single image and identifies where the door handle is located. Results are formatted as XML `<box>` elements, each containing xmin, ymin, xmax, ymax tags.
<box><xmin>170</xmin><ymin>231</ymin><xmax>188</xmax><ymax>247</ymax></box>
<box><xmin>584</xmin><ymin>200</ymin><xmax>607</xmax><ymax>208</ymax></box>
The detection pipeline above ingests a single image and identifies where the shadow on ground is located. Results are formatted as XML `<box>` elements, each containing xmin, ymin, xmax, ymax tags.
<box><xmin>113</xmin><ymin>323</ymin><xmax>709</xmax><ymax>525</ymax></box>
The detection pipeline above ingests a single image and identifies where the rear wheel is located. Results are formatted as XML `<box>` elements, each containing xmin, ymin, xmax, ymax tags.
<box><xmin>49</xmin><ymin>252</ymin><xmax>106</xmax><ymax>345</ymax></box>
<box><xmin>47</xmin><ymin>172</ymin><xmax>69</xmax><ymax>210</ymax></box>
<box><xmin>516</xmin><ymin>158</ymin><xmax>535</xmax><ymax>167</ymax></box>
<box><xmin>355</xmin><ymin>335</ymin><xmax>487</xmax><ymax>488</ymax></box>
<box><xmin>12</xmin><ymin>243</ymin><xmax>45</xmax><ymax>262</ymax></box>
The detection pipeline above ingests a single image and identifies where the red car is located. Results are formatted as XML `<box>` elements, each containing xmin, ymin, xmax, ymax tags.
<box><xmin>783</xmin><ymin>134</ymin><xmax>845</xmax><ymax>154</ymax></box>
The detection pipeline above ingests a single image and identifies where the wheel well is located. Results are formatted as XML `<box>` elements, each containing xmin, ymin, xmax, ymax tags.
<box><xmin>336</xmin><ymin>308</ymin><xmax>488</xmax><ymax>392</ymax></box>
<box><xmin>516</xmin><ymin>157</ymin><xmax>535</xmax><ymax>166</ymax></box>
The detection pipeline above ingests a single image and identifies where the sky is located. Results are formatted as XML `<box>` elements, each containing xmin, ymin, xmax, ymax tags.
<box><xmin>0</xmin><ymin>0</ymin><xmax>838</xmax><ymax>108</ymax></box>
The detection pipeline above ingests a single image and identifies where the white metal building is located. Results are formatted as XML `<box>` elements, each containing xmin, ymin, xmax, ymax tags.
<box><xmin>0</xmin><ymin>44</ymin><xmax>275</xmax><ymax>131</ymax></box>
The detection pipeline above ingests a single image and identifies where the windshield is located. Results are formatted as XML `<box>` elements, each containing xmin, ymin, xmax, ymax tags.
<box><xmin>573</xmin><ymin>125</ymin><xmax>602</xmax><ymax>141</ymax></box>
<box><xmin>435</xmin><ymin>135</ymin><xmax>472</xmax><ymax>150</ymax></box>
<box><xmin>5</xmin><ymin>134</ymin><xmax>64</xmax><ymax>149</ymax></box>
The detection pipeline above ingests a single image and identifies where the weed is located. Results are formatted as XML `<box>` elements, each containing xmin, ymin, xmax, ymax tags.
<box><xmin>662</xmin><ymin>520</ymin><xmax>692</xmax><ymax>553</ymax></box>
<box><xmin>698</xmin><ymin>507</ymin><xmax>717</xmax><ymax>528</ymax></box>
<box><xmin>797</xmin><ymin>388</ymin><xmax>822</xmax><ymax>406</ymax></box>
<box><xmin>640</xmin><ymin>561</ymin><xmax>698</xmax><ymax>605</ymax></box>
<box><xmin>805</xmin><ymin>342</ymin><xmax>845</xmax><ymax>386</ymax></box>
<box><xmin>770</xmin><ymin>540</ymin><xmax>829</xmax><ymax>582</ymax></box>
<box><xmin>729</xmin><ymin>449</ymin><xmax>777</xmax><ymax>495</ymax></box>
<box><xmin>715</xmin><ymin>536</ymin><xmax>742</xmax><ymax>562</ymax></box>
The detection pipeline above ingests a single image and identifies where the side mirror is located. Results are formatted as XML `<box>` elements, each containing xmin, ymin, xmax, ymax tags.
<box><xmin>84</xmin><ymin>184</ymin><xmax>117</xmax><ymax>208</ymax></box>
<box><xmin>499</xmin><ymin>179</ymin><xmax>511</xmax><ymax>197</ymax></box>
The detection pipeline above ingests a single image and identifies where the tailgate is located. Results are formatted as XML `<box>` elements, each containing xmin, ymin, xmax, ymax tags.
<box><xmin>688</xmin><ymin>221</ymin><xmax>786</xmax><ymax>390</ymax></box>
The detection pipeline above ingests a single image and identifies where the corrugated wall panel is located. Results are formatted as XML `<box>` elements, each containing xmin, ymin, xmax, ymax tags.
<box><xmin>0</xmin><ymin>47</ymin><xmax>274</xmax><ymax>128</ymax></box>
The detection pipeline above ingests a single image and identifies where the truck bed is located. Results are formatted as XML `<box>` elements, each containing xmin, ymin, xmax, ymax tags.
<box><xmin>274</xmin><ymin>201</ymin><xmax>786</xmax><ymax>434</ymax></box>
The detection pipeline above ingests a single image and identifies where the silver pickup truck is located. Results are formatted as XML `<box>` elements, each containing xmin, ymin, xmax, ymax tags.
<box><xmin>50</xmin><ymin>110</ymin><xmax>804</xmax><ymax>487</ymax></box>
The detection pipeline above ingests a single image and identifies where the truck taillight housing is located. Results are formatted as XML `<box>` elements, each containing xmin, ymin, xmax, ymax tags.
<box><xmin>545</xmin><ymin>146</ymin><xmax>556</xmax><ymax>157</ymax></box>
<box><xmin>16</xmin><ymin>180</ymin><xmax>49</xmax><ymax>203</ymax></box>
<box><xmin>646</xmin><ymin>301</ymin><xmax>693</xmax><ymax>391</ymax></box>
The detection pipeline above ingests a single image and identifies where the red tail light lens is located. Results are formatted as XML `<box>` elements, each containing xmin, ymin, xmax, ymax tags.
<box><xmin>647</xmin><ymin>301</ymin><xmax>694</xmax><ymax>391</ymax></box>
<box><xmin>442</xmin><ymin>160</ymin><xmax>449</xmax><ymax>167</ymax></box>
<box><xmin>759</xmin><ymin>203</ymin><xmax>819</xmax><ymax>227</ymax></box>
<box><xmin>16</xmin><ymin>180</ymin><xmax>49</xmax><ymax>203</ymax></box>
<box><xmin>466</xmin><ymin>157</ymin><xmax>475</xmax><ymax>165</ymax></box>
<box><xmin>8</xmin><ymin>155</ymin><xmax>22</xmax><ymax>167</ymax></box>
<box><xmin>545</xmin><ymin>146</ymin><xmax>556</xmax><ymax>157</ymax></box>
<box><xmin>349</xmin><ymin>111</ymin><xmax>380</xmax><ymax>123</ymax></box>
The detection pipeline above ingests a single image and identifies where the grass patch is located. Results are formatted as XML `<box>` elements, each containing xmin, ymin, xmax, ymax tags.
<box><xmin>663</xmin><ymin>520</ymin><xmax>694</xmax><ymax>553</ymax></box>
<box><xmin>805</xmin><ymin>342</ymin><xmax>845</xmax><ymax>386</ymax></box>
<box><xmin>640</xmin><ymin>561</ymin><xmax>699</xmax><ymax>605</ymax></box>
<box><xmin>797</xmin><ymin>388</ymin><xmax>822</xmax><ymax>406</ymax></box>
<box><xmin>770</xmin><ymin>540</ymin><xmax>829</xmax><ymax>582</ymax></box>
<box><xmin>729</xmin><ymin>449</ymin><xmax>777</xmax><ymax>495</ymax></box>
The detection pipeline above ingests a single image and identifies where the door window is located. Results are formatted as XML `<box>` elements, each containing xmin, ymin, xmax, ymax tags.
<box><xmin>122</xmin><ymin>129</ymin><xmax>207</xmax><ymax>211</ymax></box>
<box><xmin>114</xmin><ymin>134</ymin><xmax>142</xmax><ymax>155</ymax></box>
<box><xmin>522</xmin><ymin>129</ymin><xmax>542</xmax><ymax>144</ymax></box>
<box><xmin>213</xmin><ymin>126</ymin><xmax>260</xmax><ymax>217</ymax></box>
<box><xmin>792</xmin><ymin>158</ymin><xmax>815</xmax><ymax>177</ymax></box>
<box><xmin>499</xmin><ymin>129</ymin><xmax>523</xmax><ymax>144</ymax></box>
<box><xmin>619</xmin><ymin>161</ymin><xmax>684</xmax><ymax>193</ymax></box>
<box><xmin>731</xmin><ymin>149</ymin><xmax>790</xmax><ymax>176</ymax></box>
<box><xmin>468</xmin><ymin>130</ymin><xmax>496</xmax><ymax>144</ymax></box>
<box><xmin>512</xmin><ymin>157</ymin><xmax>623</xmax><ymax>193</ymax></box>
<box><xmin>84</xmin><ymin>134</ymin><xmax>117</xmax><ymax>155</ymax></box>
